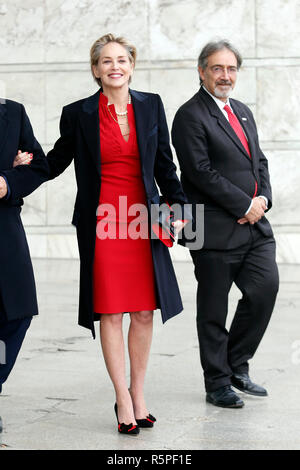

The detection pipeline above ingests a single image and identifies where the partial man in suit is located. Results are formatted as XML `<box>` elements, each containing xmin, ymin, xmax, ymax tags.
<box><xmin>172</xmin><ymin>40</ymin><xmax>279</xmax><ymax>408</ymax></box>
<box><xmin>0</xmin><ymin>98</ymin><xmax>48</xmax><ymax>431</ymax></box>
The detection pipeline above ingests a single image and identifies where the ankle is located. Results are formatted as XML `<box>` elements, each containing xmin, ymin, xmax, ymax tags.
<box><xmin>115</xmin><ymin>389</ymin><xmax>131</xmax><ymax>404</ymax></box>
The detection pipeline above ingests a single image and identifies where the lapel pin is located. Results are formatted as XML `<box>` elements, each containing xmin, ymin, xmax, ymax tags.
<box><xmin>242</xmin><ymin>117</ymin><xmax>247</xmax><ymax>121</ymax></box>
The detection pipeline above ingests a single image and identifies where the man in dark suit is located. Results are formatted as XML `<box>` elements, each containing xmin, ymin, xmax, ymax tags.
<box><xmin>0</xmin><ymin>98</ymin><xmax>48</xmax><ymax>430</ymax></box>
<box><xmin>172</xmin><ymin>40</ymin><xmax>279</xmax><ymax>408</ymax></box>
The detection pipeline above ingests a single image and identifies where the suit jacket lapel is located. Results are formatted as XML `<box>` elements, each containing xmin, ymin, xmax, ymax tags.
<box><xmin>79</xmin><ymin>90</ymin><xmax>101</xmax><ymax>176</ymax></box>
<box><xmin>0</xmin><ymin>102</ymin><xmax>8</xmax><ymax>159</ymax></box>
<box><xmin>130</xmin><ymin>89</ymin><xmax>150</xmax><ymax>173</ymax></box>
<box><xmin>199</xmin><ymin>87</ymin><xmax>251</xmax><ymax>162</ymax></box>
<box><xmin>78</xmin><ymin>88</ymin><xmax>150</xmax><ymax>177</ymax></box>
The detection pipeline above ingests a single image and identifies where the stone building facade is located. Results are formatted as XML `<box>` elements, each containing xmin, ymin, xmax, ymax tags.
<box><xmin>0</xmin><ymin>0</ymin><xmax>299</xmax><ymax>263</ymax></box>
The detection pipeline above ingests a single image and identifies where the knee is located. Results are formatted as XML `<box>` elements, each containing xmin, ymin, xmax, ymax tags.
<box><xmin>100</xmin><ymin>313</ymin><xmax>123</xmax><ymax>328</ymax></box>
<box><xmin>130</xmin><ymin>310</ymin><xmax>153</xmax><ymax>326</ymax></box>
<box><xmin>246</xmin><ymin>274</ymin><xmax>279</xmax><ymax>305</ymax></box>
<box><xmin>263</xmin><ymin>271</ymin><xmax>279</xmax><ymax>298</ymax></box>
<box><xmin>269</xmin><ymin>273</ymin><xmax>279</xmax><ymax>297</ymax></box>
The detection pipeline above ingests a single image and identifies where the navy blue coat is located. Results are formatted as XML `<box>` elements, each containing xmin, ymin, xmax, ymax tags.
<box><xmin>47</xmin><ymin>89</ymin><xmax>189</xmax><ymax>338</ymax></box>
<box><xmin>0</xmin><ymin>99</ymin><xmax>48</xmax><ymax>321</ymax></box>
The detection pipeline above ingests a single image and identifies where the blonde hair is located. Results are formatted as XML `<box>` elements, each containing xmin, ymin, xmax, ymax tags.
<box><xmin>90</xmin><ymin>33</ymin><xmax>137</xmax><ymax>87</ymax></box>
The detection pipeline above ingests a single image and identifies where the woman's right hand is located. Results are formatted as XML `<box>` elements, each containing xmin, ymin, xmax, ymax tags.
<box><xmin>13</xmin><ymin>150</ymin><xmax>33</xmax><ymax>167</ymax></box>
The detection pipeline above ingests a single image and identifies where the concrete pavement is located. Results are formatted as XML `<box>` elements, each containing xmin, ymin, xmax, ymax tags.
<box><xmin>0</xmin><ymin>258</ymin><xmax>300</xmax><ymax>450</ymax></box>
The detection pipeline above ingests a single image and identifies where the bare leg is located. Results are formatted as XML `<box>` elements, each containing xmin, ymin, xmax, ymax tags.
<box><xmin>100</xmin><ymin>313</ymin><xmax>136</xmax><ymax>425</ymax></box>
<box><xmin>128</xmin><ymin>310</ymin><xmax>153</xmax><ymax>419</ymax></box>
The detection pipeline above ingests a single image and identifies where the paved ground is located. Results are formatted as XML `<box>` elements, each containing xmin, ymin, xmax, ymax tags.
<box><xmin>0</xmin><ymin>258</ymin><xmax>300</xmax><ymax>450</ymax></box>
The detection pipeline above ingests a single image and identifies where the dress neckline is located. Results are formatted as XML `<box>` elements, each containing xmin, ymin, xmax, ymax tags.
<box><xmin>99</xmin><ymin>91</ymin><xmax>131</xmax><ymax>108</ymax></box>
<box><xmin>99</xmin><ymin>92</ymin><xmax>132</xmax><ymax>144</ymax></box>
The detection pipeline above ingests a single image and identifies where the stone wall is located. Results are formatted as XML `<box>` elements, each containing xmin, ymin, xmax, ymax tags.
<box><xmin>0</xmin><ymin>0</ymin><xmax>299</xmax><ymax>263</ymax></box>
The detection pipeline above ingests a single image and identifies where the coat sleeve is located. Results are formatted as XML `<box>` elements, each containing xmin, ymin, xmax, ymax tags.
<box><xmin>171</xmin><ymin>108</ymin><xmax>252</xmax><ymax>218</ymax></box>
<box><xmin>1</xmin><ymin>104</ymin><xmax>49</xmax><ymax>199</ymax></box>
<box><xmin>247</xmin><ymin>108</ymin><xmax>272</xmax><ymax>210</ymax></box>
<box><xmin>154</xmin><ymin>95</ymin><xmax>191</xmax><ymax>220</ymax></box>
<box><xmin>0</xmin><ymin>175</ymin><xmax>11</xmax><ymax>199</ymax></box>
<box><xmin>46</xmin><ymin>106</ymin><xmax>76</xmax><ymax>180</ymax></box>
<box><xmin>258</xmin><ymin>148</ymin><xmax>272</xmax><ymax>210</ymax></box>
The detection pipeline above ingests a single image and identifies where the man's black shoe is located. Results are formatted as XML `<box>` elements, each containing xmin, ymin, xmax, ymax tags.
<box><xmin>206</xmin><ymin>385</ymin><xmax>244</xmax><ymax>408</ymax></box>
<box><xmin>231</xmin><ymin>373</ymin><xmax>268</xmax><ymax>396</ymax></box>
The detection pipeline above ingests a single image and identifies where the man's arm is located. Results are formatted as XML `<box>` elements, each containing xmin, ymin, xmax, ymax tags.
<box><xmin>0</xmin><ymin>104</ymin><xmax>48</xmax><ymax>199</ymax></box>
<box><xmin>172</xmin><ymin>110</ymin><xmax>252</xmax><ymax>218</ymax></box>
<box><xmin>247</xmin><ymin>106</ymin><xmax>272</xmax><ymax>210</ymax></box>
<box><xmin>257</xmin><ymin>145</ymin><xmax>272</xmax><ymax>211</ymax></box>
<box><xmin>0</xmin><ymin>175</ymin><xmax>10</xmax><ymax>199</ymax></box>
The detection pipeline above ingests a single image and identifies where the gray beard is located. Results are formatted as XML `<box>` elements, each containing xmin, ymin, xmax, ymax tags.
<box><xmin>214</xmin><ymin>85</ymin><xmax>233</xmax><ymax>99</ymax></box>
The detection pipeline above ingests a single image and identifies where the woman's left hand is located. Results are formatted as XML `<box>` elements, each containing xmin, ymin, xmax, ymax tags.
<box><xmin>13</xmin><ymin>150</ymin><xmax>33</xmax><ymax>167</ymax></box>
<box><xmin>172</xmin><ymin>220</ymin><xmax>189</xmax><ymax>235</ymax></box>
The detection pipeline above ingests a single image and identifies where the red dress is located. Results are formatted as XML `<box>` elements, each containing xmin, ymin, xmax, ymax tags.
<box><xmin>93</xmin><ymin>92</ymin><xmax>157</xmax><ymax>313</ymax></box>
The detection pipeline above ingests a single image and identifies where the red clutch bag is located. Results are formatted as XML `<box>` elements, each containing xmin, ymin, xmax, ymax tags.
<box><xmin>152</xmin><ymin>201</ymin><xmax>176</xmax><ymax>247</ymax></box>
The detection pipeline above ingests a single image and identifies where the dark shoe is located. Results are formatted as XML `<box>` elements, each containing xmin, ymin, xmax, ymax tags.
<box><xmin>127</xmin><ymin>388</ymin><xmax>156</xmax><ymax>428</ymax></box>
<box><xmin>231</xmin><ymin>373</ymin><xmax>268</xmax><ymax>396</ymax></box>
<box><xmin>206</xmin><ymin>385</ymin><xmax>244</xmax><ymax>408</ymax></box>
<box><xmin>136</xmin><ymin>413</ymin><xmax>156</xmax><ymax>428</ymax></box>
<box><xmin>114</xmin><ymin>403</ymin><xmax>139</xmax><ymax>435</ymax></box>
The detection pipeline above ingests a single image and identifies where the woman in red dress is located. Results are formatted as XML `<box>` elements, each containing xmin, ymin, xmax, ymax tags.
<box><xmin>16</xmin><ymin>34</ymin><xmax>190</xmax><ymax>435</ymax></box>
<box><xmin>92</xmin><ymin>41</ymin><xmax>159</xmax><ymax>434</ymax></box>
<box><xmin>90</xmin><ymin>35</ymin><xmax>183</xmax><ymax>435</ymax></box>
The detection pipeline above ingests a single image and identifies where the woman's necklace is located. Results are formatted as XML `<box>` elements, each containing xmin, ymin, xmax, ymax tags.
<box><xmin>107</xmin><ymin>94</ymin><xmax>131</xmax><ymax>123</ymax></box>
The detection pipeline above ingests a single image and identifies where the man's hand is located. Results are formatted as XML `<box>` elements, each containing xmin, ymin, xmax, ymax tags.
<box><xmin>257</xmin><ymin>196</ymin><xmax>267</xmax><ymax>211</ymax></box>
<box><xmin>237</xmin><ymin>197</ymin><xmax>266</xmax><ymax>225</ymax></box>
<box><xmin>0</xmin><ymin>176</ymin><xmax>8</xmax><ymax>199</ymax></box>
